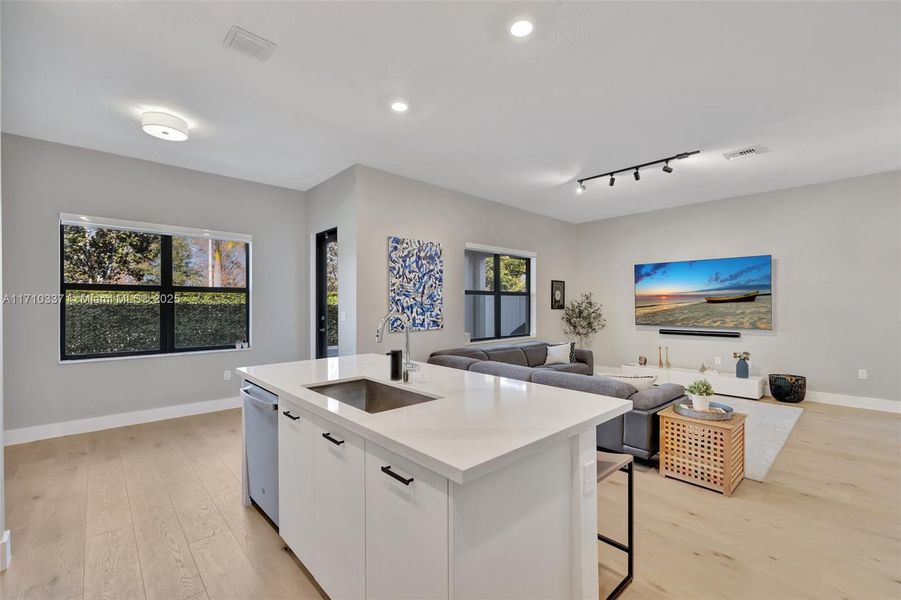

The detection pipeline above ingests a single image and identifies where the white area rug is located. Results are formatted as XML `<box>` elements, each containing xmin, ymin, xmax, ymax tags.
<box><xmin>717</xmin><ymin>396</ymin><xmax>803</xmax><ymax>481</ymax></box>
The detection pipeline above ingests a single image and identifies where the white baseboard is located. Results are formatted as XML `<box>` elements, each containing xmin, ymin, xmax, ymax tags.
<box><xmin>805</xmin><ymin>390</ymin><xmax>900</xmax><ymax>414</ymax></box>
<box><xmin>0</xmin><ymin>530</ymin><xmax>10</xmax><ymax>572</ymax></box>
<box><xmin>4</xmin><ymin>396</ymin><xmax>242</xmax><ymax>446</ymax></box>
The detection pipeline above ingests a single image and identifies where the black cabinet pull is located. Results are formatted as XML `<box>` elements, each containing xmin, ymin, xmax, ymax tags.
<box><xmin>322</xmin><ymin>432</ymin><xmax>345</xmax><ymax>446</ymax></box>
<box><xmin>381</xmin><ymin>465</ymin><xmax>414</xmax><ymax>486</ymax></box>
<box><xmin>282</xmin><ymin>410</ymin><xmax>300</xmax><ymax>421</ymax></box>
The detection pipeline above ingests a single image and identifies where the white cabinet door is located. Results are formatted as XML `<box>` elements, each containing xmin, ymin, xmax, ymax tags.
<box><xmin>365</xmin><ymin>441</ymin><xmax>449</xmax><ymax>600</ymax></box>
<box><xmin>312</xmin><ymin>417</ymin><xmax>366</xmax><ymax>600</ymax></box>
<box><xmin>277</xmin><ymin>401</ymin><xmax>315</xmax><ymax>567</ymax></box>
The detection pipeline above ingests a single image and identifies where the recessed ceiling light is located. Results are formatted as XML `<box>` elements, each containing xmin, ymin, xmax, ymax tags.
<box><xmin>390</xmin><ymin>100</ymin><xmax>409</xmax><ymax>113</ymax></box>
<box><xmin>141</xmin><ymin>111</ymin><xmax>189</xmax><ymax>141</ymax></box>
<box><xmin>510</xmin><ymin>20</ymin><xmax>533</xmax><ymax>38</ymax></box>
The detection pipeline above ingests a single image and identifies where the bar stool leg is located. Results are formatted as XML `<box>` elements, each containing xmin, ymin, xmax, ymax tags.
<box><xmin>598</xmin><ymin>462</ymin><xmax>634</xmax><ymax>600</ymax></box>
<box><xmin>626</xmin><ymin>461</ymin><xmax>634</xmax><ymax>584</ymax></box>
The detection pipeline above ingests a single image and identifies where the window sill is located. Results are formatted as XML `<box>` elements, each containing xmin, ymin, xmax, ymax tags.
<box><xmin>58</xmin><ymin>346</ymin><xmax>252</xmax><ymax>365</ymax></box>
<box><xmin>466</xmin><ymin>335</ymin><xmax>538</xmax><ymax>347</ymax></box>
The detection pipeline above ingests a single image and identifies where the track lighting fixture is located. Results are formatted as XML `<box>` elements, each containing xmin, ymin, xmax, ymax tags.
<box><xmin>574</xmin><ymin>149</ymin><xmax>700</xmax><ymax>194</ymax></box>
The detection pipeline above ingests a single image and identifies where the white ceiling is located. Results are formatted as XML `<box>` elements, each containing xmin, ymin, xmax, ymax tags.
<box><xmin>2</xmin><ymin>1</ymin><xmax>899</xmax><ymax>223</ymax></box>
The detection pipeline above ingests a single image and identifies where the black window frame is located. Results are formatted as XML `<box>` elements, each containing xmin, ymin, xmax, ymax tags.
<box><xmin>59</xmin><ymin>223</ymin><xmax>251</xmax><ymax>361</ymax></box>
<box><xmin>464</xmin><ymin>252</ymin><xmax>531</xmax><ymax>342</ymax></box>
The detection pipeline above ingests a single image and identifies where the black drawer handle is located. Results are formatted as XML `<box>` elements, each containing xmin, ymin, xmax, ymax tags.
<box><xmin>381</xmin><ymin>465</ymin><xmax>414</xmax><ymax>486</ymax></box>
<box><xmin>282</xmin><ymin>410</ymin><xmax>300</xmax><ymax>421</ymax></box>
<box><xmin>322</xmin><ymin>432</ymin><xmax>345</xmax><ymax>446</ymax></box>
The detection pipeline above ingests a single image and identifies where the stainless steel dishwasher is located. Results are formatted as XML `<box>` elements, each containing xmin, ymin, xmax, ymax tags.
<box><xmin>241</xmin><ymin>381</ymin><xmax>279</xmax><ymax>525</ymax></box>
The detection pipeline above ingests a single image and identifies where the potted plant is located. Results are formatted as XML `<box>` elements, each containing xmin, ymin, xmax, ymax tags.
<box><xmin>686</xmin><ymin>379</ymin><xmax>715</xmax><ymax>411</ymax></box>
<box><xmin>561</xmin><ymin>292</ymin><xmax>606</xmax><ymax>349</ymax></box>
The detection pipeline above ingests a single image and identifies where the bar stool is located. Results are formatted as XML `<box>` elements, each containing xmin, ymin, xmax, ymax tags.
<box><xmin>596</xmin><ymin>451</ymin><xmax>634</xmax><ymax>600</ymax></box>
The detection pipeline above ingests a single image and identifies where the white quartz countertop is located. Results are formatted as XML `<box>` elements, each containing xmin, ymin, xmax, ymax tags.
<box><xmin>238</xmin><ymin>354</ymin><xmax>631</xmax><ymax>484</ymax></box>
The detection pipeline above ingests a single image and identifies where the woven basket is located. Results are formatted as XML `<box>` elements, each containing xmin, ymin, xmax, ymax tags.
<box><xmin>769</xmin><ymin>374</ymin><xmax>806</xmax><ymax>403</ymax></box>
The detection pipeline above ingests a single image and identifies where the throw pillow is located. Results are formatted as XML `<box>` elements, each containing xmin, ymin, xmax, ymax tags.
<box><xmin>544</xmin><ymin>343</ymin><xmax>572</xmax><ymax>365</ymax></box>
<box><xmin>600</xmin><ymin>373</ymin><xmax>658</xmax><ymax>391</ymax></box>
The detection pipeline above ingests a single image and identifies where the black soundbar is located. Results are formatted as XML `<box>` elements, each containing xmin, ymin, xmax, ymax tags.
<box><xmin>659</xmin><ymin>329</ymin><xmax>741</xmax><ymax>338</ymax></box>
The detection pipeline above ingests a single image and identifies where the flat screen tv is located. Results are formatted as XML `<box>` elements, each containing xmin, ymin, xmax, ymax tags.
<box><xmin>634</xmin><ymin>255</ymin><xmax>772</xmax><ymax>330</ymax></box>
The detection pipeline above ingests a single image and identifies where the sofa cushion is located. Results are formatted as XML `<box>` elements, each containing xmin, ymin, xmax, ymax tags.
<box><xmin>599</xmin><ymin>373</ymin><xmax>657</xmax><ymax>391</ymax></box>
<box><xmin>483</xmin><ymin>348</ymin><xmax>529</xmax><ymax>367</ymax></box>
<box><xmin>530</xmin><ymin>371</ymin><xmax>637</xmax><ymax>399</ymax></box>
<box><xmin>520</xmin><ymin>343</ymin><xmax>549</xmax><ymax>367</ymax></box>
<box><xmin>534</xmin><ymin>362</ymin><xmax>592</xmax><ymax>375</ymax></box>
<box><xmin>544</xmin><ymin>343</ymin><xmax>572</xmax><ymax>365</ymax></box>
<box><xmin>429</xmin><ymin>347</ymin><xmax>489</xmax><ymax>361</ymax></box>
<box><xmin>469</xmin><ymin>360</ymin><xmax>535</xmax><ymax>382</ymax></box>
<box><xmin>629</xmin><ymin>383</ymin><xmax>686</xmax><ymax>410</ymax></box>
<box><xmin>427</xmin><ymin>355</ymin><xmax>481</xmax><ymax>371</ymax></box>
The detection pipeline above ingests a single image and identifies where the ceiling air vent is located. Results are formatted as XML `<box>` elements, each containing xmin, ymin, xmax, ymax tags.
<box><xmin>223</xmin><ymin>26</ymin><xmax>277</xmax><ymax>62</ymax></box>
<box><xmin>723</xmin><ymin>145</ymin><xmax>769</xmax><ymax>161</ymax></box>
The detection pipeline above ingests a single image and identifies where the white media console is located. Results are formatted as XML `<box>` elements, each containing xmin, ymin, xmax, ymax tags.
<box><xmin>621</xmin><ymin>364</ymin><xmax>766</xmax><ymax>400</ymax></box>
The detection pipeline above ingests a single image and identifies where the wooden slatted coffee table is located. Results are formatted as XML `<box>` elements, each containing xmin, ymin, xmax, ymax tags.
<box><xmin>658</xmin><ymin>405</ymin><xmax>746</xmax><ymax>496</ymax></box>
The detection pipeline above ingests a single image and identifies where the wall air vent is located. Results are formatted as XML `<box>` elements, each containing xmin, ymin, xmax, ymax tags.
<box><xmin>723</xmin><ymin>145</ymin><xmax>769</xmax><ymax>161</ymax></box>
<box><xmin>223</xmin><ymin>26</ymin><xmax>277</xmax><ymax>62</ymax></box>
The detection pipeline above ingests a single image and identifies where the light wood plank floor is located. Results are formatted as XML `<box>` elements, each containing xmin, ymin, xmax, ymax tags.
<box><xmin>1</xmin><ymin>400</ymin><xmax>898</xmax><ymax>599</ymax></box>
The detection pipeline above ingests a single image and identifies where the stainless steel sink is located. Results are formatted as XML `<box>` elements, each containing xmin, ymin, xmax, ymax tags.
<box><xmin>306</xmin><ymin>379</ymin><xmax>438</xmax><ymax>414</ymax></box>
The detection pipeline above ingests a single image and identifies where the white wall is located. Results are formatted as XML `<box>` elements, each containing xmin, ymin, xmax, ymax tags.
<box><xmin>0</xmin><ymin>8</ymin><xmax>6</xmax><ymax>553</ymax></box>
<box><xmin>1</xmin><ymin>135</ymin><xmax>308</xmax><ymax>431</ymax></box>
<box><xmin>305</xmin><ymin>166</ymin><xmax>358</xmax><ymax>356</ymax></box>
<box><xmin>353</xmin><ymin>165</ymin><xmax>581</xmax><ymax>359</ymax></box>
<box><xmin>576</xmin><ymin>171</ymin><xmax>901</xmax><ymax>402</ymax></box>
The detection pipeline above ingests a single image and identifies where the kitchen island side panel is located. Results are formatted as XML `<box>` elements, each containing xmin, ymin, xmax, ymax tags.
<box><xmin>449</xmin><ymin>430</ymin><xmax>598</xmax><ymax>599</ymax></box>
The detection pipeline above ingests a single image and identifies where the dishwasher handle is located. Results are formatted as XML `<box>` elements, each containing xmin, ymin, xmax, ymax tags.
<box><xmin>241</xmin><ymin>385</ymin><xmax>278</xmax><ymax>411</ymax></box>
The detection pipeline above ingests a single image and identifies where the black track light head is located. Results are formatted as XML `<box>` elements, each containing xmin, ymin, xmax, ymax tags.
<box><xmin>633</xmin><ymin>169</ymin><xmax>640</xmax><ymax>181</ymax></box>
<box><xmin>576</xmin><ymin>181</ymin><xmax>585</xmax><ymax>194</ymax></box>
<box><xmin>662</xmin><ymin>161</ymin><xmax>673</xmax><ymax>173</ymax></box>
<box><xmin>609</xmin><ymin>175</ymin><xmax>615</xmax><ymax>187</ymax></box>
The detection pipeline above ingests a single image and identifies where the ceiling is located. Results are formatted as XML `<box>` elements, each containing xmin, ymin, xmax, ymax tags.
<box><xmin>2</xmin><ymin>1</ymin><xmax>899</xmax><ymax>223</ymax></box>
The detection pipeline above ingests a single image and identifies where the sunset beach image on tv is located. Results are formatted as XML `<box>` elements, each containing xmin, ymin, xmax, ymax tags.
<box><xmin>634</xmin><ymin>255</ymin><xmax>772</xmax><ymax>330</ymax></box>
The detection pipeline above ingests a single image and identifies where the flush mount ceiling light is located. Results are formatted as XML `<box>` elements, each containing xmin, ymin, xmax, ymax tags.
<box><xmin>390</xmin><ymin>100</ymin><xmax>409</xmax><ymax>113</ymax></box>
<box><xmin>141</xmin><ymin>111</ymin><xmax>189</xmax><ymax>141</ymax></box>
<box><xmin>510</xmin><ymin>20</ymin><xmax>533</xmax><ymax>37</ymax></box>
<box><xmin>575</xmin><ymin>150</ymin><xmax>700</xmax><ymax>193</ymax></box>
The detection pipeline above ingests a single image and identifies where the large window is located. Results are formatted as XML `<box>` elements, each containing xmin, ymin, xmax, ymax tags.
<box><xmin>60</xmin><ymin>215</ymin><xmax>250</xmax><ymax>360</ymax></box>
<box><xmin>464</xmin><ymin>249</ymin><xmax>531</xmax><ymax>342</ymax></box>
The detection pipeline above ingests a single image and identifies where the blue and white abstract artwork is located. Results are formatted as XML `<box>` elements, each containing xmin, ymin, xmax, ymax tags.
<box><xmin>387</xmin><ymin>236</ymin><xmax>444</xmax><ymax>332</ymax></box>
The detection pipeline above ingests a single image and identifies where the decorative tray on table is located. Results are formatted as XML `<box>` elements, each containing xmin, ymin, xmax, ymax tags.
<box><xmin>674</xmin><ymin>401</ymin><xmax>734</xmax><ymax>421</ymax></box>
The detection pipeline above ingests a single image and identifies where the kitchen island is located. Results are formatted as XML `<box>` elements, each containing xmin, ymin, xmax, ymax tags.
<box><xmin>238</xmin><ymin>353</ymin><xmax>631</xmax><ymax>600</ymax></box>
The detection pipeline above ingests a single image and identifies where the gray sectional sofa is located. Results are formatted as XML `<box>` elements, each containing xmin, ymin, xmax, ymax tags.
<box><xmin>429</xmin><ymin>340</ymin><xmax>594</xmax><ymax>375</ymax></box>
<box><xmin>428</xmin><ymin>340</ymin><xmax>686</xmax><ymax>459</ymax></box>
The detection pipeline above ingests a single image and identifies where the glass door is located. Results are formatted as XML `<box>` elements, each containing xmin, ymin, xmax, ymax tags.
<box><xmin>315</xmin><ymin>228</ymin><xmax>338</xmax><ymax>358</ymax></box>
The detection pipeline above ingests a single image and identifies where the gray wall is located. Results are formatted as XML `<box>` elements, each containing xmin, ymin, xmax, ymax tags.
<box><xmin>0</xmin><ymin>13</ymin><xmax>5</xmax><ymax>537</ymax></box>
<box><xmin>305</xmin><ymin>166</ymin><xmax>358</xmax><ymax>356</ymax></box>
<box><xmin>2</xmin><ymin>135</ymin><xmax>308</xmax><ymax>430</ymax></box>
<box><xmin>576</xmin><ymin>171</ymin><xmax>901</xmax><ymax>401</ymax></box>
<box><xmin>353</xmin><ymin>165</ymin><xmax>582</xmax><ymax>359</ymax></box>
